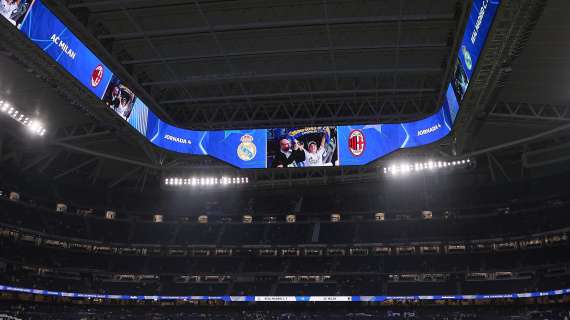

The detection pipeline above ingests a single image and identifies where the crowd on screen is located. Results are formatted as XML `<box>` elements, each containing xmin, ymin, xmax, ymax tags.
<box><xmin>0</xmin><ymin>0</ymin><xmax>30</xmax><ymax>26</ymax></box>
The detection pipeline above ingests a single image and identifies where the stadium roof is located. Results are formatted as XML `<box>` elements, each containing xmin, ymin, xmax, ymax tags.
<box><xmin>0</xmin><ymin>0</ymin><xmax>568</xmax><ymax>190</ymax></box>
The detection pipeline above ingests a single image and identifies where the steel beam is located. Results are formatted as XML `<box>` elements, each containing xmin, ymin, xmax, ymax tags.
<box><xmin>142</xmin><ymin>68</ymin><xmax>442</xmax><ymax>86</ymax></box>
<box><xmin>54</xmin><ymin>142</ymin><xmax>161</xmax><ymax>170</ymax></box>
<box><xmin>121</xmin><ymin>43</ymin><xmax>447</xmax><ymax>66</ymax></box>
<box><xmin>488</xmin><ymin>102</ymin><xmax>570</xmax><ymax>122</ymax></box>
<box><xmin>466</xmin><ymin>122</ymin><xmax>570</xmax><ymax>158</ymax></box>
<box><xmin>160</xmin><ymin>88</ymin><xmax>437</xmax><ymax>105</ymax></box>
<box><xmin>53</xmin><ymin>158</ymin><xmax>98</xmax><ymax>180</ymax></box>
<box><xmin>192</xmin><ymin>0</ymin><xmax>254</xmax><ymax>109</ymax></box>
<box><xmin>167</xmin><ymin>95</ymin><xmax>436</xmax><ymax>129</ymax></box>
<box><xmin>54</xmin><ymin>130</ymin><xmax>112</xmax><ymax>143</ymax></box>
<box><xmin>453</xmin><ymin>0</ymin><xmax>548</xmax><ymax>154</ymax></box>
<box><xmin>97</xmin><ymin>15</ymin><xmax>454</xmax><ymax>41</ymax></box>
<box><xmin>68</xmin><ymin>0</ymin><xmax>155</xmax><ymax>8</ymax></box>
<box><xmin>118</xmin><ymin>6</ymin><xmax>198</xmax><ymax>109</ymax></box>
<box><xmin>109</xmin><ymin>166</ymin><xmax>142</xmax><ymax>188</ymax></box>
<box><xmin>22</xmin><ymin>154</ymin><xmax>53</xmax><ymax>171</ymax></box>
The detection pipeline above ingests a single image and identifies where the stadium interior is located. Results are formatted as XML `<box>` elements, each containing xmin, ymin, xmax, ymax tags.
<box><xmin>0</xmin><ymin>0</ymin><xmax>569</xmax><ymax>319</ymax></box>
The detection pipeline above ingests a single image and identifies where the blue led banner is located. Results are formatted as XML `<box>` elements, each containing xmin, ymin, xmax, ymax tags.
<box><xmin>0</xmin><ymin>284</ymin><xmax>568</xmax><ymax>302</ymax></box>
<box><xmin>145</xmin><ymin>115</ymin><xmax>267</xmax><ymax>169</ymax></box>
<box><xmin>338</xmin><ymin>100</ymin><xmax>455</xmax><ymax>166</ymax></box>
<box><xmin>458</xmin><ymin>0</ymin><xmax>500</xmax><ymax>81</ymax></box>
<box><xmin>16</xmin><ymin>0</ymin><xmax>114</xmax><ymax>99</ymax></box>
<box><xmin>0</xmin><ymin>0</ymin><xmax>500</xmax><ymax>169</ymax></box>
<box><xmin>453</xmin><ymin>0</ymin><xmax>500</xmax><ymax>102</ymax></box>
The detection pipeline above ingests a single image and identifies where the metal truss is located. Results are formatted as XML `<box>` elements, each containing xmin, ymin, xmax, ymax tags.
<box><xmin>452</xmin><ymin>0</ymin><xmax>548</xmax><ymax>154</ymax></box>
<box><xmin>120</xmin><ymin>43</ymin><xmax>448</xmax><ymax>66</ymax></box>
<box><xmin>251</xmin><ymin>166</ymin><xmax>384</xmax><ymax>188</ymax></box>
<box><xmin>7</xmin><ymin>1</ymin><xmax>536</xmax><ymax>189</ymax></box>
<box><xmin>92</xmin><ymin>15</ymin><xmax>454</xmax><ymax>41</ymax></box>
<box><xmin>51</xmin><ymin>124</ymin><xmax>112</xmax><ymax>142</ymax></box>
<box><xmin>59</xmin><ymin>0</ymin><xmax>453</xmax><ymax>125</ymax></box>
<box><xmin>488</xmin><ymin>102</ymin><xmax>570</xmax><ymax>123</ymax></box>
<box><xmin>141</xmin><ymin>68</ymin><xmax>442</xmax><ymax>87</ymax></box>
<box><xmin>0</xmin><ymin>2</ymin><xmax>449</xmax><ymax>190</ymax></box>
<box><xmin>166</xmin><ymin>95</ymin><xmax>438</xmax><ymax>129</ymax></box>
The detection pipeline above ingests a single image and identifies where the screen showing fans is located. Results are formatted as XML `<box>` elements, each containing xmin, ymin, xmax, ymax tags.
<box><xmin>267</xmin><ymin>127</ymin><xmax>338</xmax><ymax>168</ymax></box>
<box><xmin>1</xmin><ymin>0</ymin><xmax>500</xmax><ymax>169</ymax></box>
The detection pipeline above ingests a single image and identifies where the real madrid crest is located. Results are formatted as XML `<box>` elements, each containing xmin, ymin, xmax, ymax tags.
<box><xmin>237</xmin><ymin>134</ymin><xmax>256</xmax><ymax>161</ymax></box>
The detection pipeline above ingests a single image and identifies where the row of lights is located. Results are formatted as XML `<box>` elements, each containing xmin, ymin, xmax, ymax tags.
<box><xmin>1</xmin><ymin>101</ymin><xmax>46</xmax><ymax>136</ymax></box>
<box><xmin>383</xmin><ymin>159</ymin><xmax>471</xmax><ymax>175</ymax></box>
<box><xmin>164</xmin><ymin>177</ymin><xmax>249</xmax><ymax>186</ymax></box>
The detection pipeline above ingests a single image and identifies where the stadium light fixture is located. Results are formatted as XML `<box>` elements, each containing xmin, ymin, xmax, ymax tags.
<box><xmin>0</xmin><ymin>100</ymin><xmax>46</xmax><ymax>136</ymax></box>
<box><xmin>164</xmin><ymin>176</ymin><xmax>249</xmax><ymax>187</ymax></box>
<box><xmin>383</xmin><ymin>158</ymin><xmax>471</xmax><ymax>176</ymax></box>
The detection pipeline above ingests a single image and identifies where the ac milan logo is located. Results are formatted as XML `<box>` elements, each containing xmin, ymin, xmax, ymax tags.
<box><xmin>91</xmin><ymin>65</ymin><xmax>104</xmax><ymax>87</ymax></box>
<box><xmin>348</xmin><ymin>130</ymin><xmax>365</xmax><ymax>157</ymax></box>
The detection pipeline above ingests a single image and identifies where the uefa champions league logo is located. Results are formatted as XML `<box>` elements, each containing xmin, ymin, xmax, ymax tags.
<box><xmin>462</xmin><ymin>46</ymin><xmax>472</xmax><ymax>71</ymax></box>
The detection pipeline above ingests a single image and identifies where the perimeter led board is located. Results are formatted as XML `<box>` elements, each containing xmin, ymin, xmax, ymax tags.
<box><xmin>0</xmin><ymin>0</ymin><xmax>500</xmax><ymax>169</ymax></box>
<box><xmin>1</xmin><ymin>284</ymin><xmax>568</xmax><ymax>302</ymax></box>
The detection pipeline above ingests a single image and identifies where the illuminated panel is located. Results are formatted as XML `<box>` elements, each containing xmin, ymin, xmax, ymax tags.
<box><xmin>459</xmin><ymin>0</ymin><xmax>501</xmax><ymax>82</ymax></box>
<box><xmin>338</xmin><ymin>103</ymin><xmax>455</xmax><ymax>166</ymax></box>
<box><xmin>14</xmin><ymin>0</ymin><xmax>114</xmax><ymax>99</ymax></box>
<box><xmin>145</xmin><ymin>113</ymin><xmax>266</xmax><ymax>169</ymax></box>
<box><xmin>0</xmin><ymin>0</ymin><xmax>500</xmax><ymax>169</ymax></box>
<box><xmin>0</xmin><ymin>284</ymin><xmax>569</xmax><ymax>302</ymax></box>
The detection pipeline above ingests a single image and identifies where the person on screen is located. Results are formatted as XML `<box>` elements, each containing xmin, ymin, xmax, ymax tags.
<box><xmin>116</xmin><ymin>88</ymin><xmax>135</xmax><ymax>120</ymax></box>
<box><xmin>107</xmin><ymin>85</ymin><xmax>121</xmax><ymax>110</ymax></box>
<box><xmin>272</xmin><ymin>138</ymin><xmax>305</xmax><ymax>168</ymax></box>
<box><xmin>0</xmin><ymin>0</ymin><xmax>20</xmax><ymax>25</ymax></box>
<box><xmin>298</xmin><ymin>128</ymin><xmax>332</xmax><ymax>167</ymax></box>
<box><xmin>0</xmin><ymin>0</ymin><xmax>28</xmax><ymax>26</ymax></box>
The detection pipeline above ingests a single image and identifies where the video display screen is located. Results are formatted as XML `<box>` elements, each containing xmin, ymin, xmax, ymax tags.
<box><xmin>1</xmin><ymin>0</ymin><xmax>500</xmax><ymax>169</ymax></box>
<box><xmin>144</xmin><ymin>116</ymin><xmax>267</xmax><ymax>169</ymax></box>
<box><xmin>453</xmin><ymin>0</ymin><xmax>501</xmax><ymax>103</ymax></box>
<box><xmin>267</xmin><ymin>127</ymin><xmax>338</xmax><ymax>168</ymax></box>
<box><xmin>337</xmin><ymin>104</ymin><xmax>454</xmax><ymax>166</ymax></box>
<box><xmin>0</xmin><ymin>0</ymin><xmax>32</xmax><ymax>26</ymax></box>
<box><xmin>15</xmin><ymin>0</ymin><xmax>114</xmax><ymax>99</ymax></box>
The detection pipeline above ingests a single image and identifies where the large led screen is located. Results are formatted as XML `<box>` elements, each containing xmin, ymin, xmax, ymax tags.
<box><xmin>145</xmin><ymin>116</ymin><xmax>267</xmax><ymax>169</ymax></box>
<box><xmin>455</xmin><ymin>0</ymin><xmax>500</xmax><ymax>102</ymax></box>
<box><xmin>338</xmin><ymin>98</ymin><xmax>456</xmax><ymax>166</ymax></box>
<box><xmin>267</xmin><ymin>127</ymin><xmax>338</xmax><ymax>168</ymax></box>
<box><xmin>0</xmin><ymin>0</ymin><xmax>31</xmax><ymax>26</ymax></box>
<box><xmin>1</xmin><ymin>0</ymin><xmax>500</xmax><ymax>169</ymax></box>
<box><xmin>15</xmin><ymin>0</ymin><xmax>114</xmax><ymax>99</ymax></box>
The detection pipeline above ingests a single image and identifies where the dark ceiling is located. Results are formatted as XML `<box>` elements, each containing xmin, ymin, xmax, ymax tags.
<box><xmin>470</xmin><ymin>0</ymin><xmax>570</xmax><ymax>150</ymax></box>
<box><xmin>62</xmin><ymin>0</ymin><xmax>460</xmax><ymax>129</ymax></box>
<box><xmin>497</xmin><ymin>0</ymin><xmax>570</xmax><ymax>105</ymax></box>
<box><xmin>0</xmin><ymin>0</ymin><xmax>569</xmax><ymax>193</ymax></box>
